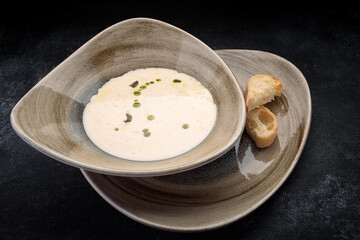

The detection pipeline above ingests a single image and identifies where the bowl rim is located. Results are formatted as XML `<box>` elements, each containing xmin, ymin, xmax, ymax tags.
<box><xmin>10</xmin><ymin>17</ymin><xmax>246</xmax><ymax>177</ymax></box>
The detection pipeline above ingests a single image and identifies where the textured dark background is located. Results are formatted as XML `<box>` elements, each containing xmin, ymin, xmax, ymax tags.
<box><xmin>1</xmin><ymin>3</ymin><xmax>359</xmax><ymax>239</ymax></box>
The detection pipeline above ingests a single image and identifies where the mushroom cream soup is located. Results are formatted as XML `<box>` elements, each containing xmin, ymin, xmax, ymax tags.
<box><xmin>83</xmin><ymin>68</ymin><xmax>217</xmax><ymax>161</ymax></box>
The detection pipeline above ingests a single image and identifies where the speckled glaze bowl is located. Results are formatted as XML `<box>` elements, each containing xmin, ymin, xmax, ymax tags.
<box><xmin>10</xmin><ymin>18</ymin><xmax>246</xmax><ymax>177</ymax></box>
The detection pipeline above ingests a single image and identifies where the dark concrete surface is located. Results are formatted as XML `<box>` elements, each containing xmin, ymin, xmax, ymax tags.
<box><xmin>1</xmin><ymin>3</ymin><xmax>359</xmax><ymax>239</ymax></box>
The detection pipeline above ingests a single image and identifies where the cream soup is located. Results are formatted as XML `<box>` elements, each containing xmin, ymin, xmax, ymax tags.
<box><xmin>83</xmin><ymin>68</ymin><xmax>217</xmax><ymax>161</ymax></box>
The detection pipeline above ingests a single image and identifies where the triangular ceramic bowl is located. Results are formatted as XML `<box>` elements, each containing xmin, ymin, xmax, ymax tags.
<box><xmin>11</xmin><ymin>18</ymin><xmax>246</xmax><ymax>177</ymax></box>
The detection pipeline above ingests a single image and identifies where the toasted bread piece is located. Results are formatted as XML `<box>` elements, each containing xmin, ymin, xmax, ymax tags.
<box><xmin>246</xmin><ymin>74</ymin><xmax>282</xmax><ymax>112</ymax></box>
<box><xmin>246</xmin><ymin>106</ymin><xmax>278</xmax><ymax>148</ymax></box>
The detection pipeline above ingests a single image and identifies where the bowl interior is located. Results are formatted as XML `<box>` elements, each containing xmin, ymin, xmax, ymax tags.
<box><xmin>11</xmin><ymin>18</ymin><xmax>245</xmax><ymax>177</ymax></box>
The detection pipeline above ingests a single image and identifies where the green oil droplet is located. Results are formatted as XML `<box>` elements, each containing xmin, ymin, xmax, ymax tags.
<box><xmin>133</xmin><ymin>102</ymin><xmax>141</xmax><ymax>108</ymax></box>
<box><xmin>156</xmin><ymin>78</ymin><xmax>161</xmax><ymax>82</ymax></box>
<box><xmin>134</xmin><ymin>91</ymin><xmax>141</xmax><ymax>96</ymax></box>
<box><xmin>173</xmin><ymin>79</ymin><xmax>182</xmax><ymax>83</ymax></box>
<box><xmin>147</xmin><ymin>115</ymin><xmax>155</xmax><ymax>120</ymax></box>
<box><xmin>182</xmin><ymin>124</ymin><xmax>189</xmax><ymax>129</ymax></box>
<box><xmin>143</xmin><ymin>131</ymin><xmax>151</xmax><ymax>137</ymax></box>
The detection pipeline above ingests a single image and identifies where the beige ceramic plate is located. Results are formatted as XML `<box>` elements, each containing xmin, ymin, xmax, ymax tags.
<box><xmin>82</xmin><ymin>49</ymin><xmax>312</xmax><ymax>232</ymax></box>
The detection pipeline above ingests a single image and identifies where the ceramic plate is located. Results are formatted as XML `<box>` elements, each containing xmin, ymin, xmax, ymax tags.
<box><xmin>81</xmin><ymin>49</ymin><xmax>312</xmax><ymax>232</ymax></box>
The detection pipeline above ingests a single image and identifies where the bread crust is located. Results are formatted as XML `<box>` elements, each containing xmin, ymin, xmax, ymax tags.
<box><xmin>245</xmin><ymin>106</ymin><xmax>278</xmax><ymax>148</ymax></box>
<box><xmin>246</xmin><ymin>74</ymin><xmax>282</xmax><ymax>112</ymax></box>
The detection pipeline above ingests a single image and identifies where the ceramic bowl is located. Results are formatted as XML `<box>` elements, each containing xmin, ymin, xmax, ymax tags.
<box><xmin>10</xmin><ymin>18</ymin><xmax>246</xmax><ymax>177</ymax></box>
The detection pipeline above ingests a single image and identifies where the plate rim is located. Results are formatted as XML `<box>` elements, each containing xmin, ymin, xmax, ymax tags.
<box><xmin>81</xmin><ymin>49</ymin><xmax>312</xmax><ymax>232</ymax></box>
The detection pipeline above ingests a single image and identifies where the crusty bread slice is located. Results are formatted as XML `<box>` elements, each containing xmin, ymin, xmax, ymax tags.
<box><xmin>246</xmin><ymin>106</ymin><xmax>278</xmax><ymax>148</ymax></box>
<box><xmin>246</xmin><ymin>74</ymin><xmax>282</xmax><ymax>112</ymax></box>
